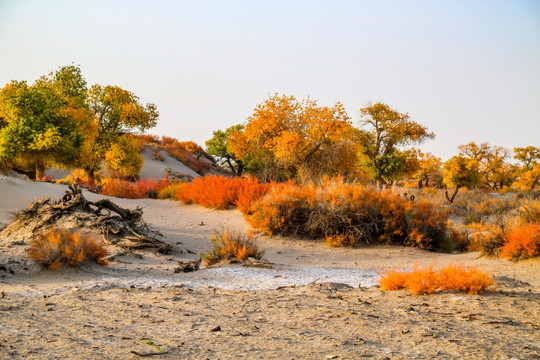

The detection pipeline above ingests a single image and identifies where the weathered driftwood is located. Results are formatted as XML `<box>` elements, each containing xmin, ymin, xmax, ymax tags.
<box><xmin>1</xmin><ymin>184</ymin><xmax>173</xmax><ymax>254</ymax></box>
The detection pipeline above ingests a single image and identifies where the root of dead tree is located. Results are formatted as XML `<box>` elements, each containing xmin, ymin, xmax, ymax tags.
<box><xmin>1</xmin><ymin>184</ymin><xmax>173</xmax><ymax>254</ymax></box>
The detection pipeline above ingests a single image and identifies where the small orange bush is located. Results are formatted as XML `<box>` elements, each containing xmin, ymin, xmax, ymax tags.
<box><xmin>201</xmin><ymin>229</ymin><xmax>265</xmax><ymax>266</ymax></box>
<box><xmin>379</xmin><ymin>263</ymin><xmax>494</xmax><ymax>295</ymax></box>
<box><xmin>500</xmin><ymin>223</ymin><xmax>540</xmax><ymax>260</ymax></box>
<box><xmin>27</xmin><ymin>228</ymin><xmax>108</xmax><ymax>269</ymax></box>
<box><xmin>101</xmin><ymin>177</ymin><xmax>170</xmax><ymax>199</ymax></box>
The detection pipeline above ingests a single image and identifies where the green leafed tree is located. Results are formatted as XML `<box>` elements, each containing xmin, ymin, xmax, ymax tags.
<box><xmin>442</xmin><ymin>154</ymin><xmax>480</xmax><ymax>203</ymax></box>
<box><xmin>0</xmin><ymin>65</ymin><xmax>90</xmax><ymax>180</ymax></box>
<box><xmin>205</xmin><ymin>124</ymin><xmax>245</xmax><ymax>176</ymax></box>
<box><xmin>356</xmin><ymin>102</ymin><xmax>435</xmax><ymax>185</ymax></box>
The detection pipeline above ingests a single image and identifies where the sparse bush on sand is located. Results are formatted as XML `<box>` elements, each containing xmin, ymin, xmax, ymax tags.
<box><xmin>201</xmin><ymin>229</ymin><xmax>265</xmax><ymax>266</ymax></box>
<box><xmin>27</xmin><ymin>228</ymin><xmax>108</xmax><ymax>269</ymax></box>
<box><xmin>379</xmin><ymin>263</ymin><xmax>494</xmax><ymax>295</ymax></box>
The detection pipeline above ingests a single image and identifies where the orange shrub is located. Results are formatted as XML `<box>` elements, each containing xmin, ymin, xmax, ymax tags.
<box><xmin>176</xmin><ymin>175</ymin><xmax>240</xmax><ymax>208</ymax></box>
<box><xmin>438</xmin><ymin>263</ymin><xmax>494</xmax><ymax>294</ymax></box>
<box><xmin>176</xmin><ymin>175</ymin><xmax>269</xmax><ymax>210</ymax></box>
<box><xmin>378</xmin><ymin>268</ymin><xmax>409</xmax><ymax>291</ymax></box>
<box><xmin>235</xmin><ymin>176</ymin><xmax>271</xmax><ymax>214</ymax></box>
<box><xmin>27</xmin><ymin>228</ymin><xmax>108</xmax><ymax>269</ymax></box>
<box><xmin>379</xmin><ymin>263</ymin><xmax>493</xmax><ymax>295</ymax></box>
<box><xmin>248</xmin><ymin>181</ymin><xmax>316</xmax><ymax>236</ymax></box>
<box><xmin>500</xmin><ymin>223</ymin><xmax>540</xmax><ymax>260</ymax></box>
<box><xmin>404</xmin><ymin>265</ymin><xmax>440</xmax><ymax>295</ymax></box>
<box><xmin>201</xmin><ymin>229</ymin><xmax>265</xmax><ymax>266</ymax></box>
<box><xmin>59</xmin><ymin>169</ymin><xmax>103</xmax><ymax>190</ymax></box>
<box><xmin>248</xmin><ymin>177</ymin><xmax>448</xmax><ymax>249</ymax></box>
<box><xmin>101</xmin><ymin>177</ymin><xmax>170</xmax><ymax>199</ymax></box>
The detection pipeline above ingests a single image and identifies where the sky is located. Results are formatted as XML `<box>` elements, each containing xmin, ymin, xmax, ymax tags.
<box><xmin>0</xmin><ymin>0</ymin><xmax>539</xmax><ymax>160</ymax></box>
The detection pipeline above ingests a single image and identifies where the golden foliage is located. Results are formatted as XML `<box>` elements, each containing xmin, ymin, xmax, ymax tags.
<box><xmin>27</xmin><ymin>228</ymin><xmax>108</xmax><ymax>269</ymax></box>
<box><xmin>228</xmin><ymin>93</ymin><xmax>355</xmax><ymax>181</ymax></box>
<box><xmin>104</xmin><ymin>136</ymin><xmax>144</xmax><ymax>177</ymax></box>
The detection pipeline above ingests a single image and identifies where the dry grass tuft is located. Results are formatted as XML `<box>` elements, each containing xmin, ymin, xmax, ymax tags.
<box><xmin>201</xmin><ymin>229</ymin><xmax>265</xmax><ymax>266</ymax></box>
<box><xmin>27</xmin><ymin>228</ymin><xmax>108</xmax><ymax>269</ymax></box>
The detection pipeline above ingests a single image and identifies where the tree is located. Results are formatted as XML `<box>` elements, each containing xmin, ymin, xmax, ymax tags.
<box><xmin>205</xmin><ymin>124</ymin><xmax>245</xmax><ymax>176</ymax></box>
<box><xmin>411</xmin><ymin>150</ymin><xmax>442</xmax><ymax>188</ymax></box>
<box><xmin>443</xmin><ymin>154</ymin><xmax>480</xmax><ymax>203</ymax></box>
<box><xmin>458</xmin><ymin>142</ymin><xmax>515</xmax><ymax>190</ymax></box>
<box><xmin>229</xmin><ymin>94</ymin><xmax>354</xmax><ymax>182</ymax></box>
<box><xmin>483</xmin><ymin>146</ymin><xmax>516</xmax><ymax>190</ymax></box>
<box><xmin>81</xmin><ymin>84</ymin><xmax>158</xmax><ymax>180</ymax></box>
<box><xmin>0</xmin><ymin>65</ymin><xmax>90</xmax><ymax>180</ymax></box>
<box><xmin>514</xmin><ymin>146</ymin><xmax>540</xmax><ymax>189</ymax></box>
<box><xmin>356</xmin><ymin>102</ymin><xmax>435</xmax><ymax>184</ymax></box>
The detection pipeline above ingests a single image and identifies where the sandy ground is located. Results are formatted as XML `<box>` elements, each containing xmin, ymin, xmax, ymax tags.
<box><xmin>0</xmin><ymin>175</ymin><xmax>539</xmax><ymax>359</ymax></box>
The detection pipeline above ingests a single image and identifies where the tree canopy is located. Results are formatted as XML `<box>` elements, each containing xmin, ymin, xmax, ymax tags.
<box><xmin>0</xmin><ymin>65</ymin><xmax>158</xmax><ymax>180</ymax></box>
<box><xmin>443</xmin><ymin>154</ymin><xmax>480</xmax><ymax>203</ymax></box>
<box><xmin>205</xmin><ymin>124</ymin><xmax>245</xmax><ymax>176</ymax></box>
<box><xmin>0</xmin><ymin>65</ymin><xmax>91</xmax><ymax>179</ymax></box>
<box><xmin>228</xmin><ymin>94</ymin><xmax>356</xmax><ymax>181</ymax></box>
<box><xmin>356</xmin><ymin>102</ymin><xmax>435</xmax><ymax>184</ymax></box>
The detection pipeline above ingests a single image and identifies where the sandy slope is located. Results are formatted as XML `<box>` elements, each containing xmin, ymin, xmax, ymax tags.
<box><xmin>0</xmin><ymin>176</ymin><xmax>539</xmax><ymax>359</ymax></box>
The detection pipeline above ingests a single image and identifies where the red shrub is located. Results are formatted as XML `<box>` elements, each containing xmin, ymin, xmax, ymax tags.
<box><xmin>101</xmin><ymin>177</ymin><xmax>170</xmax><ymax>199</ymax></box>
<box><xmin>500</xmin><ymin>223</ymin><xmax>540</xmax><ymax>260</ymax></box>
<box><xmin>235</xmin><ymin>176</ymin><xmax>271</xmax><ymax>214</ymax></box>
<box><xmin>176</xmin><ymin>175</ymin><xmax>269</xmax><ymax>211</ymax></box>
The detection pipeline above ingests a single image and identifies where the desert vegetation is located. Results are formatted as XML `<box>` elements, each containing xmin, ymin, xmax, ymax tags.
<box><xmin>201</xmin><ymin>228</ymin><xmax>265</xmax><ymax>266</ymax></box>
<box><xmin>378</xmin><ymin>263</ymin><xmax>494</xmax><ymax>295</ymax></box>
<box><xmin>1</xmin><ymin>68</ymin><xmax>538</xmax><ymax>262</ymax></box>
<box><xmin>27</xmin><ymin>228</ymin><xmax>108</xmax><ymax>269</ymax></box>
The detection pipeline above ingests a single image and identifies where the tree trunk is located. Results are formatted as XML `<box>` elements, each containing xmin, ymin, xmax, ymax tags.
<box><xmin>35</xmin><ymin>162</ymin><xmax>45</xmax><ymax>181</ymax></box>
<box><xmin>84</xmin><ymin>167</ymin><xmax>96</xmax><ymax>183</ymax></box>
<box><xmin>445</xmin><ymin>186</ymin><xmax>460</xmax><ymax>204</ymax></box>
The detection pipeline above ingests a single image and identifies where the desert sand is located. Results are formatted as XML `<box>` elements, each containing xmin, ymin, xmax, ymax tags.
<box><xmin>0</xmin><ymin>174</ymin><xmax>539</xmax><ymax>359</ymax></box>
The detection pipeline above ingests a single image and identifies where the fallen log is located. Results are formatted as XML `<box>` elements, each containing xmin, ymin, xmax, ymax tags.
<box><xmin>1</xmin><ymin>184</ymin><xmax>173</xmax><ymax>254</ymax></box>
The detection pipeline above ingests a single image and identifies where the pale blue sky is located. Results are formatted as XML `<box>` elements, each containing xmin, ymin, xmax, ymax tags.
<box><xmin>1</xmin><ymin>0</ymin><xmax>538</xmax><ymax>159</ymax></box>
